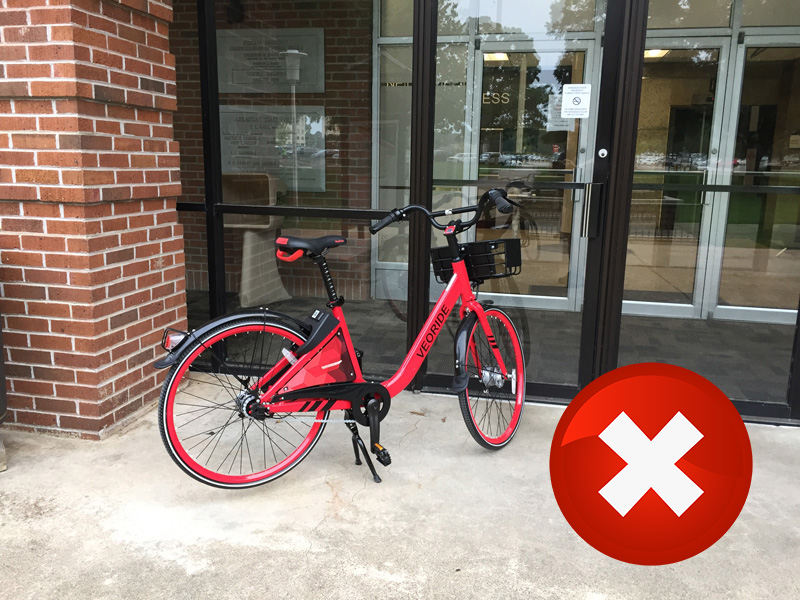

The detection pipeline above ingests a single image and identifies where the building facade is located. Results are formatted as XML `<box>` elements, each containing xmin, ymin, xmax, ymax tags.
<box><xmin>1</xmin><ymin>0</ymin><xmax>798</xmax><ymax>436</ymax></box>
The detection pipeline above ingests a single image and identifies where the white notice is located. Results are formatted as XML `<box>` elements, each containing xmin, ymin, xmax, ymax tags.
<box><xmin>561</xmin><ymin>84</ymin><xmax>591</xmax><ymax>119</ymax></box>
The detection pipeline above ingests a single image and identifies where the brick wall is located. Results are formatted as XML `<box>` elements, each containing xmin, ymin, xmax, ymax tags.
<box><xmin>172</xmin><ymin>0</ymin><xmax>374</xmax><ymax>302</ymax></box>
<box><xmin>0</xmin><ymin>0</ymin><xmax>187</xmax><ymax>438</ymax></box>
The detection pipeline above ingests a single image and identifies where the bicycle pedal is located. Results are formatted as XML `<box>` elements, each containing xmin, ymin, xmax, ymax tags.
<box><xmin>372</xmin><ymin>443</ymin><xmax>391</xmax><ymax>467</ymax></box>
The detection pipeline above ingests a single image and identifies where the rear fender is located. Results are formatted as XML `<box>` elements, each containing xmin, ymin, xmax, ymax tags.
<box><xmin>153</xmin><ymin>309</ymin><xmax>308</xmax><ymax>369</ymax></box>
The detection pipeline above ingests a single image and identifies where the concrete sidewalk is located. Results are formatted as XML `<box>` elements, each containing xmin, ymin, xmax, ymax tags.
<box><xmin>0</xmin><ymin>392</ymin><xmax>798</xmax><ymax>599</ymax></box>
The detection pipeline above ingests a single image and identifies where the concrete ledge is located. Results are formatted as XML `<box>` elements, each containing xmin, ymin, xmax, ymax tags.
<box><xmin>0</xmin><ymin>434</ymin><xmax>6</xmax><ymax>472</ymax></box>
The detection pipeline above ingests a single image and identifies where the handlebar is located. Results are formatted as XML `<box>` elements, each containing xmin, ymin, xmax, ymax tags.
<box><xmin>368</xmin><ymin>188</ymin><xmax>517</xmax><ymax>235</ymax></box>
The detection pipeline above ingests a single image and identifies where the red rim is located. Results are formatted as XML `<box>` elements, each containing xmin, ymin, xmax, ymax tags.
<box><xmin>164</xmin><ymin>324</ymin><xmax>326</xmax><ymax>486</ymax></box>
<box><xmin>465</xmin><ymin>311</ymin><xmax>524</xmax><ymax>445</ymax></box>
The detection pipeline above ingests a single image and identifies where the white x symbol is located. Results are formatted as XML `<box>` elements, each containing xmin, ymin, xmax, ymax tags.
<box><xmin>598</xmin><ymin>411</ymin><xmax>704</xmax><ymax>517</ymax></box>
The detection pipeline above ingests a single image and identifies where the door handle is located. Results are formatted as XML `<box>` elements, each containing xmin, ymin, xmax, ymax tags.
<box><xmin>580</xmin><ymin>182</ymin><xmax>602</xmax><ymax>238</ymax></box>
<box><xmin>581</xmin><ymin>183</ymin><xmax>593</xmax><ymax>238</ymax></box>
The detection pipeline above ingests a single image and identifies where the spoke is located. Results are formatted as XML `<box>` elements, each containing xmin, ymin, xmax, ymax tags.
<box><xmin>243</xmin><ymin>419</ymin><xmax>254</xmax><ymax>474</ymax></box>
<box><xmin>175</xmin><ymin>390</ymin><xmax>235</xmax><ymax>408</ymax></box>
<box><xmin>177</xmin><ymin>404</ymin><xmax>236</xmax><ymax>430</ymax></box>
<box><xmin>253</xmin><ymin>419</ymin><xmax>280</xmax><ymax>463</ymax></box>
<box><xmin>190</xmin><ymin>411</ymin><xmax>238</xmax><ymax>457</ymax></box>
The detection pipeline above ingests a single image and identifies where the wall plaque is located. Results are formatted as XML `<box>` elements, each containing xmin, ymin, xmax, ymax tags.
<box><xmin>217</xmin><ymin>28</ymin><xmax>325</xmax><ymax>94</ymax></box>
<box><xmin>219</xmin><ymin>105</ymin><xmax>326</xmax><ymax>193</ymax></box>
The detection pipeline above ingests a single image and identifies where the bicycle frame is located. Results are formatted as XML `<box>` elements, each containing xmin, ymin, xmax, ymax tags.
<box><xmin>257</xmin><ymin>257</ymin><xmax>508</xmax><ymax>412</ymax></box>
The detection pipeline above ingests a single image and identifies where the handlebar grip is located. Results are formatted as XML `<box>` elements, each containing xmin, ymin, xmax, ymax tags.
<box><xmin>369</xmin><ymin>209</ymin><xmax>402</xmax><ymax>235</ymax></box>
<box><xmin>487</xmin><ymin>188</ymin><xmax>514</xmax><ymax>214</ymax></box>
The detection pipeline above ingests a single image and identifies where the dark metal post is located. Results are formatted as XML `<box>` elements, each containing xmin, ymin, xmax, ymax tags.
<box><xmin>578</xmin><ymin>0</ymin><xmax>650</xmax><ymax>388</ymax></box>
<box><xmin>788</xmin><ymin>294</ymin><xmax>800</xmax><ymax>419</ymax></box>
<box><xmin>406</xmin><ymin>0</ymin><xmax>438</xmax><ymax>389</ymax></box>
<box><xmin>197</xmin><ymin>0</ymin><xmax>227</xmax><ymax>318</ymax></box>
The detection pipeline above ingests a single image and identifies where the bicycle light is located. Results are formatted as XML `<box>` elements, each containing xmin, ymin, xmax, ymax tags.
<box><xmin>161</xmin><ymin>328</ymin><xmax>189</xmax><ymax>352</ymax></box>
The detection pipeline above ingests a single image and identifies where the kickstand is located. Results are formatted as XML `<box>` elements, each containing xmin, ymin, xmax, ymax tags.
<box><xmin>345</xmin><ymin>413</ymin><xmax>381</xmax><ymax>483</ymax></box>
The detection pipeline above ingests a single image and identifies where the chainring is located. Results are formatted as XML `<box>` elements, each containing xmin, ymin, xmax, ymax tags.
<box><xmin>352</xmin><ymin>395</ymin><xmax>391</xmax><ymax>427</ymax></box>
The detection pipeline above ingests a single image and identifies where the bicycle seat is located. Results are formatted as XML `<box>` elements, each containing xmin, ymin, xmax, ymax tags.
<box><xmin>275</xmin><ymin>235</ymin><xmax>347</xmax><ymax>255</ymax></box>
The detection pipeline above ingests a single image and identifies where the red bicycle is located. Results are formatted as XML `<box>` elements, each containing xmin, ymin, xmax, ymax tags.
<box><xmin>154</xmin><ymin>189</ymin><xmax>526</xmax><ymax>488</ymax></box>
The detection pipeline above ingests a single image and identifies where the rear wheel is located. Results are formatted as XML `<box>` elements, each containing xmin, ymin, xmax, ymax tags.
<box><xmin>459</xmin><ymin>308</ymin><xmax>525</xmax><ymax>449</ymax></box>
<box><xmin>158</xmin><ymin>318</ymin><xmax>328</xmax><ymax>488</ymax></box>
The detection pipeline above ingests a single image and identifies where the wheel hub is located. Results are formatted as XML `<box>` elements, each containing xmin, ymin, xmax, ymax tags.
<box><xmin>236</xmin><ymin>390</ymin><xmax>268</xmax><ymax>420</ymax></box>
<box><xmin>481</xmin><ymin>366</ymin><xmax>505</xmax><ymax>389</ymax></box>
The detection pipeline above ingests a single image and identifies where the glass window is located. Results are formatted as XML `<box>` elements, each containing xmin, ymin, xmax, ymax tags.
<box><xmin>215</xmin><ymin>2</ymin><xmax>374</xmax><ymax>209</ymax></box>
<box><xmin>223</xmin><ymin>216</ymin><xmax>408</xmax><ymax>378</ymax></box>
<box><xmin>647</xmin><ymin>0</ymin><xmax>732</xmax><ymax>29</ymax></box>
<box><xmin>478</xmin><ymin>0</ymin><xmax>597</xmax><ymax>34</ymax></box>
<box><xmin>381</xmin><ymin>0</ymin><xmax>470</xmax><ymax>37</ymax></box>
<box><xmin>742</xmin><ymin>0</ymin><xmax>800</xmax><ymax>27</ymax></box>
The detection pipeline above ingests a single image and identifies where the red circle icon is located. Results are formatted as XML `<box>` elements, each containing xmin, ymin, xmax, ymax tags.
<box><xmin>550</xmin><ymin>363</ymin><xmax>752</xmax><ymax>565</ymax></box>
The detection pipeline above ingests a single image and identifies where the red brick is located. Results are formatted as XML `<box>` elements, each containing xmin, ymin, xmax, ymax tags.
<box><xmin>30</xmin><ymin>334</ymin><xmax>73</xmax><ymax>352</ymax></box>
<box><xmin>0</xmin><ymin>45</ymin><xmax>27</xmax><ymax>61</ymax></box>
<box><xmin>3</xmin><ymin>25</ymin><xmax>48</xmax><ymax>44</ymax></box>
<box><xmin>27</xmin><ymin>301</ymin><xmax>71</xmax><ymax>318</ymax></box>
<box><xmin>15</xmin><ymin>169</ymin><xmax>60</xmax><ymax>184</ymax></box>
<box><xmin>2</xmin><ymin>283</ymin><xmax>46</xmax><ymax>299</ymax></box>
<box><xmin>5</xmin><ymin>64</ymin><xmax>51</xmax><ymax>79</ymax></box>
<box><xmin>35</xmin><ymin>397</ymin><xmax>77</xmax><ymax>413</ymax></box>
<box><xmin>9</xmin><ymin>347</ymin><xmax>52</xmax><ymax>363</ymax></box>
<box><xmin>12</xmin><ymin>134</ymin><xmax>56</xmax><ymax>150</ymax></box>
<box><xmin>60</xmin><ymin>414</ymin><xmax>113</xmax><ymax>432</ymax></box>
<box><xmin>14</xmin><ymin>411</ymin><xmax>58</xmax><ymax>427</ymax></box>
<box><xmin>24</xmin><ymin>268</ymin><xmax>67</xmax><ymax>284</ymax></box>
<box><xmin>1</xmin><ymin>250</ymin><xmax>44</xmax><ymax>267</ymax></box>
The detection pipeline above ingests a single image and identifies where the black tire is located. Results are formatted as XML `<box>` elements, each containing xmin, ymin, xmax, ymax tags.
<box><xmin>458</xmin><ymin>308</ymin><xmax>525</xmax><ymax>449</ymax></box>
<box><xmin>158</xmin><ymin>317</ymin><xmax>328</xmax><ymax>488</ymax></box>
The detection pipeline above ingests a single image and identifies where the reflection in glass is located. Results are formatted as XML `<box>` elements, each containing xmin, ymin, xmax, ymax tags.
<box><xmin>478</xmin><ymin>0</ymin><xmax>597</xmax><ymax>34</ymax></box>
<box><xmin>381</xmin><ymin>0</ymin><xmax>470</xmax><ymax>36</ymax></box>
<box><xmin>625</xmin><ymin>49</ymin><xmax>719</xmax><ymax>303</ymax></box>
<box><xmin>434</xmin><ymin>43</ymin><xmax>470</xmax><ymax>180</ymax></box>
<box><xmin>216</xmin><ymin>3</ymin><xmax>375</xmax><ymax>210</ymax></box>
<box><xmin>719</xmin><ymin>48</ymin><xmax>800</xmax><ymax>310</ymax></box>
<box><xmin>222</xmin><ymin>216</ymin><xmax>408</xmax><ymax>379</ymax></box>
<box><xmin>742</xmin><ymin>0</ymin><xmax>800</xmax><ymax>27</ymax></box>
<box><xmin>647</xmin><ymin>0</ymin><xmax>732</xmax><ymax>29</ymax></box>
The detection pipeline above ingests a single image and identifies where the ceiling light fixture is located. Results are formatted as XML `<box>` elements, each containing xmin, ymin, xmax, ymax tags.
<box><xmin>644</xmin><ymin>49</ymin><xmax>669</xmax><ymax>59</ymax></box>
<box><xmin>484</xmin><ymin>52</ymin><xmax>509</xmax><ymax>62</ymax></box>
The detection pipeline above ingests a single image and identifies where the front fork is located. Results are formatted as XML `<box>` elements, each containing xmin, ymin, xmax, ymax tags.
<box><xmin>460</xmin><ymin>300</ymin><xmax>510</xmax><ymax>380</ymax></box>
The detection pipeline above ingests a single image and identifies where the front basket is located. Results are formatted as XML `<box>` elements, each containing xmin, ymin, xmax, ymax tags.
<box><xmin>430</xmin><ymin>238</ymin><xmax>522</xmax><ymax>284</ymax></box>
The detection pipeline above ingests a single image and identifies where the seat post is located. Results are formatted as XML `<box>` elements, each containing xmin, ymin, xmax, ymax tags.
<box><xmin>313</xmin><ymin>256</ymin><xmax>343</xmax><ymax>307</ymax></box>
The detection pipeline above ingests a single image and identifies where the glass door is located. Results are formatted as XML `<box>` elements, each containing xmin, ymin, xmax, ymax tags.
<box><xmin>469</xmin><ymin>44</ymin><xmax>598</xmax><ymax>313</ymax></box>
<box><xmin>624</xmin><ymin>38</ymin><xmax>732</xmax><ymax>318</ymax></box>
<box><xmin>707</xmin><ymin>38</ymin><xmax>800</xmax><ymax>325</ymax></box>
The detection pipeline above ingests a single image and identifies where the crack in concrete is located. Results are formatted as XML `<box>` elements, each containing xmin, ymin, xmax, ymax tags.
<box><xmin>399</xmin><ymin>419</ymin><xmax>421</xmax><ymax>448</ymax></box>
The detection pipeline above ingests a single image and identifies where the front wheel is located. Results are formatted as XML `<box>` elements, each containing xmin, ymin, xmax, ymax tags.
<box><xmin>459</xmin><ymin>308</ymin><xmax>525</xmax><ymax>449</ymax></box>
<box><xmin>158</xmin><ymin>317</ymin><xmax>328</xmax><ymax>488</ymax></box>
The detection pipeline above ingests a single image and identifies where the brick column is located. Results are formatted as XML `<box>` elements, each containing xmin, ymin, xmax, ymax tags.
<box><xmin>0</xmin><ymin>0</ymin><xmax>187</xmax><ymax>438</ymax></box>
